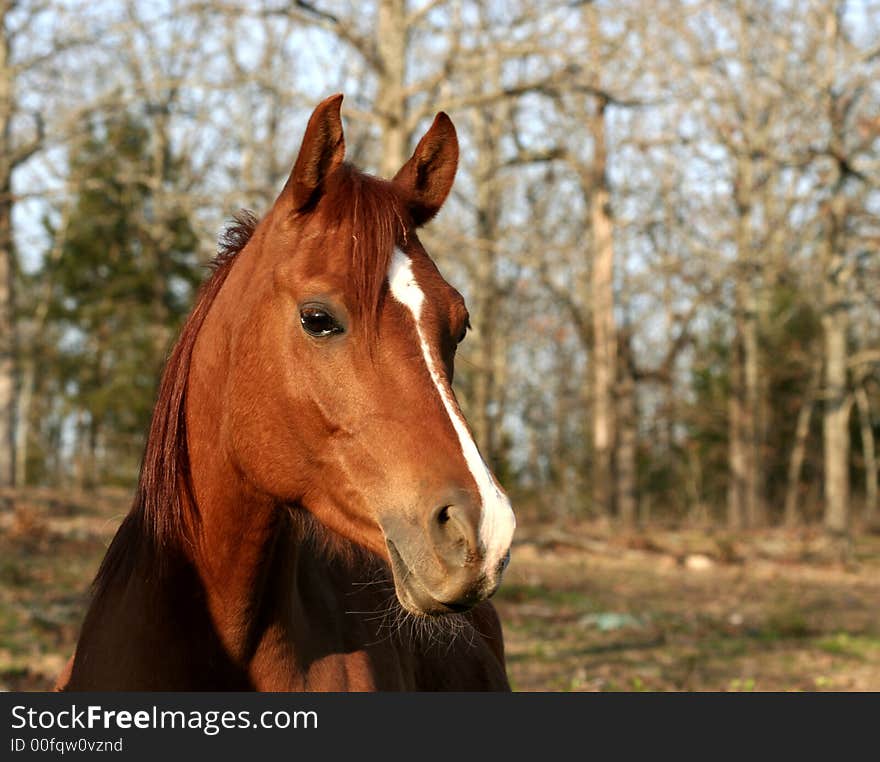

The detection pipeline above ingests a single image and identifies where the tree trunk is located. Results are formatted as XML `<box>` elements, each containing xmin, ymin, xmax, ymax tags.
<box><xmin>822</xmin><ymin>131</ymin><xmax>850</xmax><ymax>547</ymax></box>
<box><xmin>818</xmin><ymin>0</ymin><xmax>852</xmax><ymax>560</ymax></box>
<box><xmin>13</xmin><ymin>199</ymin><xmax>67</xmax><ymax>486</ymax></box>
<box><xmin>588</xmin><ymin>95</ymin><xmax>616</xmax><ymax>518</ymax></box>
<box><xmin>616</xmin><ymin>332</ymin><xmax>637</xmax><ymax>529</ymax></box>
<box><xmin>742</xmin><ymin>284</ymin><xmax>764</xmax><ymax>526</ymax></box>
<box><xmin>376</xmin><ymin>0</ymin><xmax>408</xmax><ymax>178</ymax></box>
<box><xmin>854</xmin><ymin>383</ymin><xmax>877</xmax><ymax>525</ymax></box>
<box><xmin>470</xmin><ymin>105</ymin><xmax>501</xmax><ymax>466</ymax></box>
<box><xmin>822</xmin><ymin>309</ymin><xmax>850</xmax><ymax>539</ymax></box>
<box><xmin>0</xmin><ymin>193</ymin><xmax>14</xmax><ymax>488</ymax></box>
<box><xmin>12</xmin><ymin>353</ymin><xmax>32</xmax><ymax>486</ymax></box>
<box><xmin>0</xmin><ymin>11</ymin><xmax>15</xmax><ymax>487</ymax></box>
<box><xmin>727</xmin><ymin>335</ymin><xmax>746</xmax><ymax>530</ymax></box>
<box><xmin>148</xmin><ymin>109</ymin><xmax>173</xmax><ymax>364</ymax></box>
<box><xmin>784</xmin><ymin>359</ymin><xmax>821</xmax><ymax>527</ymax></box>
<box><xmin>730</xmin><ymin>153</ymin><xmax>764</xmax><ymax>528</ymax></box>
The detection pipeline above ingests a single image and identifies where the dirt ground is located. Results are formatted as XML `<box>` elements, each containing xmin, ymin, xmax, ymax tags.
<box><xmin>1</xmin><ymin>488</ymin><xmax>878</xmax><ymax>691</ymax></box>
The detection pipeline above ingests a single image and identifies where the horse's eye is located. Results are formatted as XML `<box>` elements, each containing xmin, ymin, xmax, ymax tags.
<box><xmin>456</xmin><ymin>317</ymin><xmax>471</xmax><ymax>345</ymax></box>
<box><xmin>300</xmin><ymin>306</ymin><xmax>344</xmax><ymax>338</ymax></box>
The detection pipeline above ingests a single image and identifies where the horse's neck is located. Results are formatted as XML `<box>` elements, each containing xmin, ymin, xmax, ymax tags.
<box><xmin>192</xmin><ymin>484</ymin><xmax>282</xmax><ymax>648</ymax></box>
<box><xmin>187</xmin><ymin>493</ymin><xmax>401</xmax><ymax>690</ymax></box>
<box><xmin>184</xmin><ymin>449</ymin><xmax>386</xmax><ymax>687</ymax></box>
<box><xmin>67</xmin><ymin>492</ymin><xmax>282</xmax><ymax>690</ymax></box>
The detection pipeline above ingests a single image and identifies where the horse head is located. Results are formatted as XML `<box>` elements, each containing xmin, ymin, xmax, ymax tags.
<box><xmin>191</xmin><ymin>94</ymin><xmax>515</xmax><ymax>616</ymax></box>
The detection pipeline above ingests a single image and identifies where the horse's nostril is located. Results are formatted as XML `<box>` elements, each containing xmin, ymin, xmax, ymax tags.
<box><xmin>431</xmin><ymin>501</ymin><xmax>480</xmax><ymax>567</ymax></box>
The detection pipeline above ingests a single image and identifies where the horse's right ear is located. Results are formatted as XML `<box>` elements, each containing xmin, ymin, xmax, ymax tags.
<box><xmin>284</xmin><ymin>94</ymin><xmax>346</xmax><ymax>211</ymax></box>
<box><xmin>393</xmin><ymin>112</ymin><xmax>458</xmax><ymax>226</ymax></box>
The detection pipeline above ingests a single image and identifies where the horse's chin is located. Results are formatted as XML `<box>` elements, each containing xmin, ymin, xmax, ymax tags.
<box><xmin>385</xmin><ymin>539</ymin><xmax>473</xmax><ymax>617</ymax></box>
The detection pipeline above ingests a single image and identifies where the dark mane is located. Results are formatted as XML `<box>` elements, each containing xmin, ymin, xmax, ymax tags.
<box><xmin>91</xmin><ymin>167</ymin><xmax>406</xmax><ymax>596</ymax></box>
<box><xmin>92</xmin><ymin>210</ymin><xmax>257</xmax><ymax>595</ymax></box>
<box><xmin>216</xmin><ymin>209</ymin><xmax>259</xmax><ymax>268</ymax></box>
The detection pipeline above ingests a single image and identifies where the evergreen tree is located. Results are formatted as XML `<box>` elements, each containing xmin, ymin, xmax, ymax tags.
<box><xmin>37</xmin><ymin>112</ymin><xmax>199</xmax><ymax>486</ymax></box>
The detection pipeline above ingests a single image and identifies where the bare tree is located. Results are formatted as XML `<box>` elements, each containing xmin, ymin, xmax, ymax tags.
<box><xmin>0</xmin><ymin>1</ymin><xmax>44</xmax><ymax>486</ymax></box>
<box><xmin>811</xmin><ymin>2</ymin><xmax>878</xmax><ymax>548</ymax></box>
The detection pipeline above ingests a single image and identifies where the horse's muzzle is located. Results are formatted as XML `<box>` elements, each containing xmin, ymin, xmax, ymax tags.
<box><xmin>381</xmin><ymin>494</ymin><xmax>511</xmax><ymax>616</ymax></box>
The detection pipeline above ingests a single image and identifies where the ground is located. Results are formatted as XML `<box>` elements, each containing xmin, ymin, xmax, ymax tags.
<box><xmin>1</xmin><ymin>488</ymin><xmax>878</xmax><ymax>691</ymax></box>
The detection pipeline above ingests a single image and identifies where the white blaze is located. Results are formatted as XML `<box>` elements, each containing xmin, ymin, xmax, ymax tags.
<box><xmin>387</xmin><ymin>248</ymin><xmax>515</xmax><ymax>576</ymax></box>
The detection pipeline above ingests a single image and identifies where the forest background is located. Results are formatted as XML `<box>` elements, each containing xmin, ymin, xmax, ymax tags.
<box><xmin>0</xmin><ymin>0</ymin><xmax>878</xmax><ymax>691</ymax></box>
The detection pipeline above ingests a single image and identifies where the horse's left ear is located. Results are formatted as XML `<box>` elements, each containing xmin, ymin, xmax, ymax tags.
<box><xmin>393</xmin><ymin>113</ymin><xmax>458</xmax><ymax>226</ymax></box>
<box><xmin>284</xmin><ymin>93</ymin><xmax>346</xmax><ymax>211</ymax></box>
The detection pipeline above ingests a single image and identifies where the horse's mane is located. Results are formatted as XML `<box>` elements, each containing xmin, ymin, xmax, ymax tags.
<box><xmin>92</xmin><ymin>165</ymin><xmax>406</xmax><ymax>597</ymax></box>
<box><xmin>91</xmin><ymin>211</ymin><xmax>257</xmax><ymax>595</ymax></box>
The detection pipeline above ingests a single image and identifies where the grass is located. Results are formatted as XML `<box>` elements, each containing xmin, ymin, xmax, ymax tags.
<box><xmin>816</xmin><ymin>633</ymin><xmax>880</xmax><ymax>659</ymax></box>
<box><xmin>495</xmin><ymin>519</ymin><xmax>880</xmax><ymax>691</ymax></box>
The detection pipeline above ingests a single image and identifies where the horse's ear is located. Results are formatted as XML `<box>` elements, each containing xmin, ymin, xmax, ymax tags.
<box><xmin>393</xmin><ymin>113</ymin><xmax>458</xmax><ymax>226</ymax></box>
<box><xmin>285</xmin><ymin>93</ymin><xmax>346</xmax><ymax>211</ymax></box>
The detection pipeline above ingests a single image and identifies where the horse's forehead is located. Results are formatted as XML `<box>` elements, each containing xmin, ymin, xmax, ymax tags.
<box><xmin>265</xmin><ymin>220</ymin><xmax>464</xmax><ymax>323</ymax></box>
<box><xmin>391</xmin><ymin>247</ymin><xmax>466</xmax><ymax>317</ymax></box>
<box><xmin>267</xmin><ymin>231</ymin><xmax>356</xmax><ymax>289</ymax></box>
<box><xmin>288</xmin><ymin>228</ymin><xmax>353</xmax><ymax>273</ymax></box>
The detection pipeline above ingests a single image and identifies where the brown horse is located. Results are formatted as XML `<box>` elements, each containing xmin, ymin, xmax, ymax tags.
<box><xmin>57</xmin><ymin>95</ymin><xmax>516</xmax><ymax>691</ymax></box>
